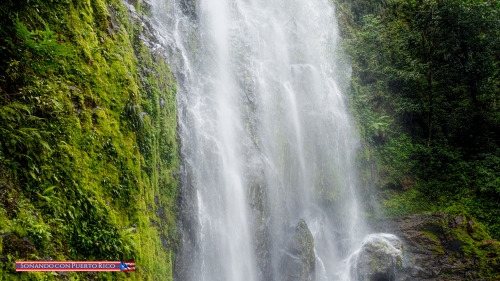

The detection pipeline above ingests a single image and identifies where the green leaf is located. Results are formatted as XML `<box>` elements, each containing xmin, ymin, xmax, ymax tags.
<box><xmin>42</xmin><ymin>186</ymin><xmax>56</xmax><ymax>195</ymax></box>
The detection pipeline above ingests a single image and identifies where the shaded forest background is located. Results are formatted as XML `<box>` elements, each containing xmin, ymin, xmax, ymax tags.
<box><xmin>335</xmin><ymin>0</ymin><xmax>500</xmax><ymax>239</ymax></box>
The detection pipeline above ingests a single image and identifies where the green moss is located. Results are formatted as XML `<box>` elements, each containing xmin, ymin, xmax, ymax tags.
<box><xmin>420</xmin><ymin>230</ymin><xmax>439</xmax><ymax>241</ymax></box>
<box><xmin>91</xmin><ymin>0</ymin><xmax>111</xmax><ymax>31</ymax></box>
<box><xmin>439</xmin><ymin>209</ymin><xmax>500</xmax><ymax>278</ymax></box>
<box><xmin>0</xmin><ymin>0</ymin><xmax>178</xmax><ymax>280</ymax></box>
<box><xmin>420</xmin><ymin>230</ymin><xmax>445</xmax><ymax>255</ymax></box>
<box><xmin>379</xmin><ymin>188</ymin><xmax>438</xmax><ymax>219</ymax></box>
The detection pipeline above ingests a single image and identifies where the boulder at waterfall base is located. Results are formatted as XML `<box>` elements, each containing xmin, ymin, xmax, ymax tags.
<box><xmin>280</xmin><ymin>219</ymin><xmax>316</xmax><ymax>281</ymax></box>
<box><xmin>352</xmin><ymin>234</ymin><xmax>403</xmax><ymax>281</ymax></box>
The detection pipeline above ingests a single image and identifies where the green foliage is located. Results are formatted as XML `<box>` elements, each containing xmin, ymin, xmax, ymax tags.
<box><xmin>336</xmin><ymin>0</ymin><xmax>500</xmax><ymax>239</ymax></box>
<box><xmin>0</xmin><ymin>0</ymin><xmax>179</xmax><ymax>280</ymax></box>
<box><xmin>12</xmin><ymin>17</ymin><xmax>74</xmax><ymax>68</ymax></box>
<box><xmin>381</xmin><ymin>188</ymin><xmax>436</xmax><ymax>218</ymax></box>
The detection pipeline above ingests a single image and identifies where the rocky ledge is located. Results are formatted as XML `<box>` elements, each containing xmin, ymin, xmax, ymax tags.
<box><xmin>374</xmin><ymin>210</ymin><xmax>500</xmax><ymax>280</ymax></box>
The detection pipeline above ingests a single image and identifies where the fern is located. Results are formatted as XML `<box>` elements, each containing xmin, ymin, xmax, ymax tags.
<box><xmin>8</xmin><ymin>17</ymin><xmax>74</xmax><ymax>77</ymax></box>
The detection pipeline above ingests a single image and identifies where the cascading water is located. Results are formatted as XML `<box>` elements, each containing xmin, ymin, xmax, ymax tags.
<box><xmin>147</xmin><ymin>0</ymin><xmax>383</xmax><ymax>280</ymax></box>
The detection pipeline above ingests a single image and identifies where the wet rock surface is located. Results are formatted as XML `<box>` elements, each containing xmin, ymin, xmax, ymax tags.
<box><xmin>173</xmin><ymin>163</ymin><xmax>199</xmax><ymax>281</ymax></box>
<box><xmin>375</xmin><ymin>212</ymin><xmax>500</xmax><ymax>281</ymax></box>
<box><xmin>352</xmin><ymin>234</ymin><xmax>403</xmax><ymax>281</ymax></box>
<box><xmin>179</xmin><ymin>0</ymin><xmax>197</xmax><ymax>20</ymax></box>
<box><xmin>280</xmin><ymin>219</ymin><xmax>316</xmax><ymax>281</ymax></box>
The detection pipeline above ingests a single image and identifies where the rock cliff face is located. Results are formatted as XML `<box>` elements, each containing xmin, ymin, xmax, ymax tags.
<box><xmin>375</xmin><ymin>210</ymin><xmax>500</xmax><ymax>281</ymax></box>
<box><xmin>0</xmin><ymin>0</ymin><xmax>179</xmax><ymax>279</ymax></box>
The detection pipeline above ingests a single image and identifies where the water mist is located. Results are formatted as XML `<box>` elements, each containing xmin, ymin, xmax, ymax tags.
<box><xmin>147</xmin><ymin>0</ymin><xmax>379</xmax><ymax>280</ymax></box>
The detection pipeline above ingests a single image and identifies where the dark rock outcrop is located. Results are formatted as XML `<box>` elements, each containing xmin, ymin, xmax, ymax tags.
<box><xmin>1</xmin><ymin>233</ymin><xmax>38</xmax><ymax>259</ymax></box>
<box><xmin>375</xmin><ymin>211</ymin><xmax>500</xmax><ymax>280</ymax></box>
<box><xmin>280</xmin><ymin>219</ymin><xmax>316</xmax><ymax>281</ymax></box>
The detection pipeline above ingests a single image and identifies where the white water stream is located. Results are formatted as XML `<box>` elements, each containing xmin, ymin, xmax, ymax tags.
<box><xmin>148</xmin><ymin>0</ymin><xmax>375</xmax><ymax>280</ymax></box>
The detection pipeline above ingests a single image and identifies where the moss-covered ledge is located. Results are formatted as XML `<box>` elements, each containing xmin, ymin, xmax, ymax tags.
<box><xmin>0</xmin><ymin>0</ymin><xmax>179</xmax><ymax>280</ymax></box>
<box><xmin>376</xmin><ymin>208</ymin><xmax>500</xmax><ymax>280</ymax></box>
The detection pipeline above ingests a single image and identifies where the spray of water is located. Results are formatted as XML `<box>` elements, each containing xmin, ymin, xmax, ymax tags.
<box><xmin>147</xmin><ymin>0</ymin><xmax>377</xmax><ymax>280</ymax></box>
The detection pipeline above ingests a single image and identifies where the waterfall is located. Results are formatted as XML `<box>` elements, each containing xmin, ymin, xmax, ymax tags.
<box><xmin>148</xmin><ymin>0</ymin><xmax>370</xmax><ymax>280</ymax></box>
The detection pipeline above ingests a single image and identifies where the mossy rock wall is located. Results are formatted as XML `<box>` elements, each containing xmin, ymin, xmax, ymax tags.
<box><xmin>377</xmin><ymin>209</ymin><xmax>500</xmax><ymax>280</ymax></box>
<box><xmin>0</xmin><ymin>0</ymin><xmax>179</xmax><ymax>280</ymax></box>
